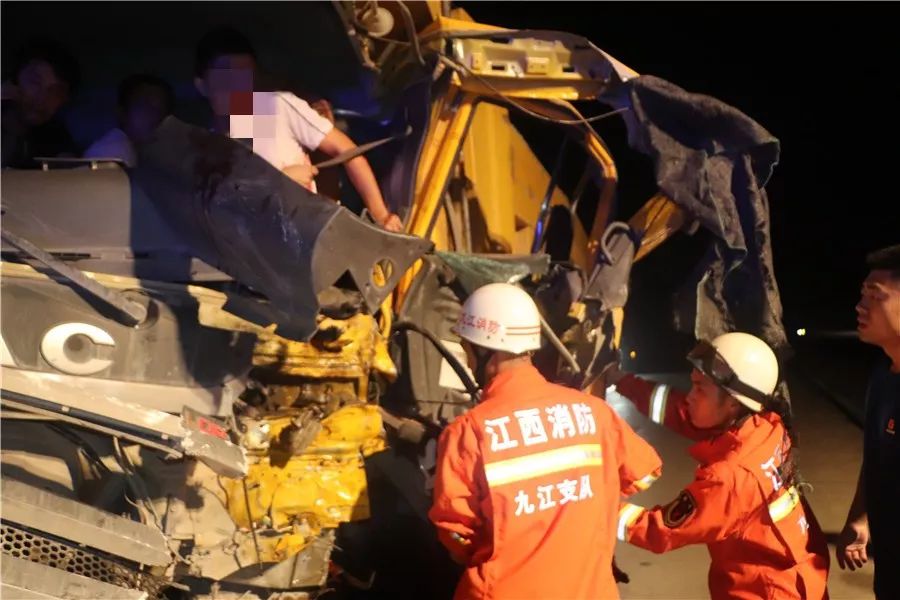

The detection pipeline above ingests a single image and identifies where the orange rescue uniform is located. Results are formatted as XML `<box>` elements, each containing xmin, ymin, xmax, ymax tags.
<box><xmin>614</xmin><ymin>375</ymin><xmax>830</xmax><ymax>600</ymax></box>
<box><xmin>429</xmin><ymin>364</ymin><xmax>662</xmax><ymax>600</ymax></box>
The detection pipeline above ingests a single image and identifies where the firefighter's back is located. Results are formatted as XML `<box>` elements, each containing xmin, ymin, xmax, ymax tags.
<box><xmin>451</xmin><ymin>364</ymin><xmax>658</xmax><ymax>599</ymax></box>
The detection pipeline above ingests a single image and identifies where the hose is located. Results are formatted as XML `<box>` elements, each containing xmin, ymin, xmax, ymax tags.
<box><xmin>393</xmin><ymin>320</ymin><xmax>480</xmax><ymax>400</ymax></box>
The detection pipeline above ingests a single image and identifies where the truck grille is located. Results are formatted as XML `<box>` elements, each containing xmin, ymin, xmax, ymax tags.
<box><xmin>1</xmin><ymin>522</ymin><xmax>170</xmax><ymax>598</ymax></box>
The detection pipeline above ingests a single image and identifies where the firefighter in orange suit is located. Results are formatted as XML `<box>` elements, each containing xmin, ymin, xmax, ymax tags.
<box><xmin>607</xmin><ymin>333</ymin><xmax>830</xmax><ymax>599</ymax></box>
<box><xmin>428</xmin><ymin>283</ymin><xmax>663</xmax><ymax>600</ymax></box>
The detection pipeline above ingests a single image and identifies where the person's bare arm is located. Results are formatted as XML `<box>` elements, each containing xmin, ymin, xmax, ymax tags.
<box><xmin>836</xmin><ymin>466</ymin><xmax>869</xmax><ymax>570</ymax></box>
<box><xmin>282</xmin><ymin>164</ymin><xmax>318</xmax><ymax>190</ymax></box>
<box><xmin>308</xmin><ymin>98</ymin><xmax>335</xmax><ymax>124</ymax></box>
<box><xmin>317</xmin><ymin>128</ymin><xmax>402</xmax><ymax>232</ymax></box>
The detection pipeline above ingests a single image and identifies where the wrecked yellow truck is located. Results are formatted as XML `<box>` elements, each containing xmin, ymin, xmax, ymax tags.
<box><xmin>0</xmin><ymin>2</ymin><xmax>785</xmax><ymax>599</ymax></box>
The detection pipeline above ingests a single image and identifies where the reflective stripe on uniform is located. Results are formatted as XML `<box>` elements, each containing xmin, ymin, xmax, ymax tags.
<box><xmin>768</xmin><ymin>486</ymin><xmax>800</xmax><ymax>523</ymax></box>
<box><xmin>617</xmin><ymin>503</ymin><xmax>645</xmax><ymax>541</ymax></box>
<box><xmin>649</xmin><ymin>384</ymin><xmax>670</xmax><ymax>424</ymax></box>
<box><xmin>484</xmin><ymin>443</ymin><xmax>602</xmax><ymax>487</ymax></box>
<box><xmin>633</xmin><ymin>472</ymin><xmax>659</xmax><ymax>492</ymax></box>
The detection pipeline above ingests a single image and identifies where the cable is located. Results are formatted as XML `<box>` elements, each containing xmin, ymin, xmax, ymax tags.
<box><xmin>242</xmin><ymin>478</ymin><xmax>264</xmax><ymax>575</ymax></box>
<box><xmin>538</xmin><ymin>313</ymin><xmax>581</xmax><ymax>375</ymax></box>
<box><xmin>48</xmin><ymin>424</ymin><xmax>112</xmax><ymax>477</ymax></box>
<box><xmin>113</xmin><ymin>437</ymin><xmax>164</xmax><ymax>531</ymax></box>
<box><xmin>393</xmin><ymin>320</ymin><xmax>480</xmax><ymax>400</ymax></box>
<box><xmin>350</xmin><ymin>1</ymin><xmax>423</xmax><ymax>64</ymax></box>
<box><xmin>395</xmin><ymin>1</ymin><xmax>426</xmax><ymax>66</ymax></box>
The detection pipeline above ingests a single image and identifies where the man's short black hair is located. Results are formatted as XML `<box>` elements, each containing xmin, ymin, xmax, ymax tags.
<box><xmin>867</xmin><ymin>244</ymin><xmax>900</xmax><ymax>277</ymax></box>
<box><xmin>12</xmin><ymin>38</ymin><xmax>80</xmax><ymax>92</ymax></box>
<box><xmin>117</xmin><ymin>74</ymin><xmax>175</xmax><ymax>114</ymax></box>
<box><xmin>194</xmin><ymin>26</ymin><xmax>257</xmax><ymax>77</ymax></box>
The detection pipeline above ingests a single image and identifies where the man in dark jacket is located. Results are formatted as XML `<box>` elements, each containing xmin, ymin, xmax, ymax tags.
<box><xmin>836</xmin><ymin>244</ymin><xmax>900</xmax><ymax>599</ymax></box>
<box><xmin>2</xmin><ymin>39</ymin><xmax>80</xmax><ymax>168</ymax></box>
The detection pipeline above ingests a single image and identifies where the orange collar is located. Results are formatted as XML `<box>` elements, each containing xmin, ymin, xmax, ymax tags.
<box><xmin>481</xmin><ymin>363</ymin><xmax>547</xmax><ymax>401</ymax></box>
<box><xmin>689</xmin><ymin>411</ymin><xmax>784</xmax><ymax>464</ymax></box>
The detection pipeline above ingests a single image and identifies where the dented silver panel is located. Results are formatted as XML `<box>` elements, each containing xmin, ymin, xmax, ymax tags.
<box><xmin>1</xmin><ymin>478</ymin><xmax>171</xmax><ymax>567</ymax></box>
<box><xmin>2</xmin><ymin>367</ymin><xmax>248</xmax><ymax>477</ymax></box>
<box><xmin>1</xmin><ymin>367</ymin><xmax>186</xmax><ymax>438</ymax></box>
<box><xmin>1</xmin><ymin>557</ymin><xmax>148</xmax><ymax>600</ymax></box>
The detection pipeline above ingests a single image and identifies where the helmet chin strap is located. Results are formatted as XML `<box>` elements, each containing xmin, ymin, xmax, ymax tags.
<box><xmin>472</xmin><ymin>346</ymin><xmax>494</xmax><ymax>389</ymax></box>
<box><xmin>710</xmin><ymin>388</ymin><xmax>751</xmax><ymax>433</ymax></box>
<box><xmin>726</xmin><ymin>410</ymin><xmax>753</xmax><ymax>431</ymax></box>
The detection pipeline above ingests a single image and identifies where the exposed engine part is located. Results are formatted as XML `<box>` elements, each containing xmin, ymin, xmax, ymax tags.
<box><xmin>272</xmin><ymin>407</ymin><xmax>325</xmax><ymax>458</ymax></box>
<box><xmin>378</xmin><ymin>406</ymin><xmax>431</xmax><ymax>444</ymax></box>
<box><xmin>240</xmin><ymin>417</ymin><xmax>273</xmax><ymax>451</ymax></box>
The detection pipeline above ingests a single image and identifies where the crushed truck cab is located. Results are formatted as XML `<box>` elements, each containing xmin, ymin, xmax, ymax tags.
<box><xmin>1</xmin><ymin>2</ymin><xmax>785</xmax><ymax>598</ymax></box>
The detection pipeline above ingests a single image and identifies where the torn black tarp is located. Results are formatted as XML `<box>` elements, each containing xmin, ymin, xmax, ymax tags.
<box><xmin>132</xmin><ymin>117</ymin><xmax>431</xmax><ymax>340</ymax></box>
<box><xmin>601</xmin><ymin>75</ymin><xmax>789</xmax><ymax>358</ymax></box>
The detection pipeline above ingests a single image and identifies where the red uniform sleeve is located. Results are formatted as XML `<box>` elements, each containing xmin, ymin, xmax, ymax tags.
<box><xmin>603</xmin><ymin>403</ymin><xmax>663</xmax><ymax>496</ymax></box>
<box><xmin>428</xmin><ymin>414</ymin><xmax>487</xmax><ymax>563</ymax></box>
<box><xmin>614</xmin><ymin>374</ymin><xmax>714</xmax><ymax>441</ymax></box>
<box><xmin>616</xmin><ymin>465</ymin><xmax>742</xmax><ymax>552</ymax></box>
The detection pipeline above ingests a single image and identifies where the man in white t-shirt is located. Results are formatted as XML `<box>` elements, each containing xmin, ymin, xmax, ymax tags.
<box><xmin>84</xmin><ymin>74</ymin><xmax>174</xmax><ymax>167</ymax></box>
<box><xmin>193</xmin><ymin>27</ymin><xmax>402</xmax><ymax>232</ymax></box>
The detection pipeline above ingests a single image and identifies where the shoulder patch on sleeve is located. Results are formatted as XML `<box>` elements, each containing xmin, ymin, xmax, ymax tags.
<box><xmin>663</xmin><ymin>490</ymin><xmax>696</xmax><ymax>528</ymax></box>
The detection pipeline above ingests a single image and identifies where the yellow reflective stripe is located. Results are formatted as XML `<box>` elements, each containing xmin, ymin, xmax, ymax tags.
<box><xmin>617</xmin><ymin>503</ymin><xmax>645</xmax><ymax>541</ymax></box>
<box><xmin>483</xmin><ymin>443</ymin><xmax>603</xmax><ymax>487</ymax></box>
<box><xmin>768</xmin><ymin>486</ymin><xmax>800</xmax><ymax>523</ymax></box>
<box><xmin>649</xmin><ymin>384</ymin><xmax>670</xmax><ymax>424</ymax></box>
<box><xmin>633</xmin><ymin>472</ymin><xmax>659</xmax><ymax>492</ymax></box>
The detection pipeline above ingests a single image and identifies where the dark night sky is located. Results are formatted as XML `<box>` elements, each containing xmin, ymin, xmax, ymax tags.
<box><xmin>3</xmin><ymin>2</ymin><xmax>897</xmax><ymax>365</ymax></box>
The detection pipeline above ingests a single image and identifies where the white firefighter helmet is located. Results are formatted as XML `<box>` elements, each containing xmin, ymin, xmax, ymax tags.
<box><xmin>687</xmin><ymin>332</ymin><xmax>779</xmax><ymax>412</ymax></box>
<box><xmin>455</xmin><ymin>283</ymin><xmax>542</xmax><ymax>355</ymax></box>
